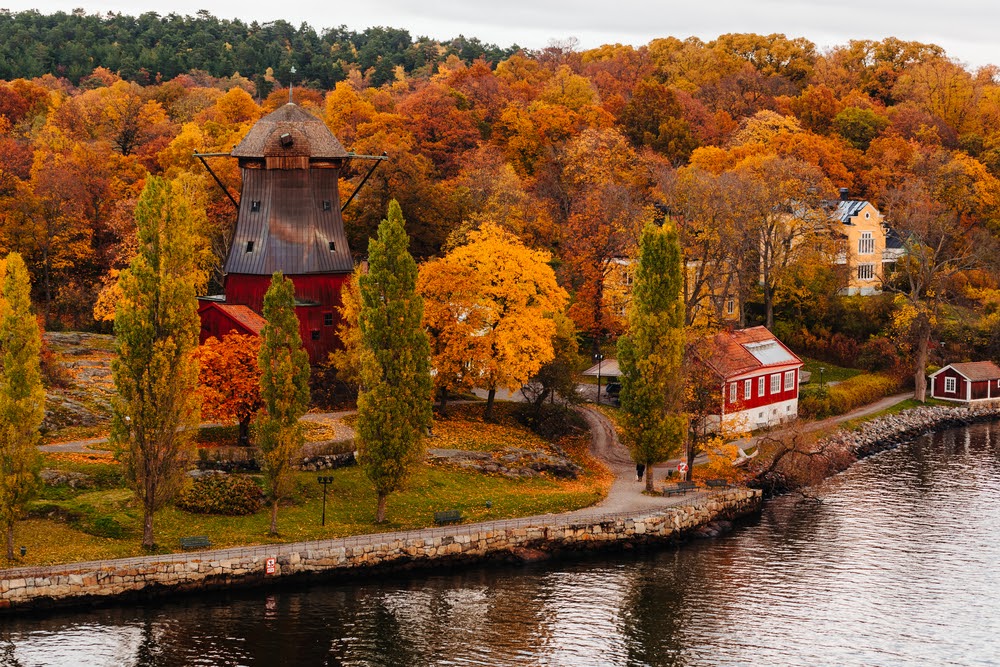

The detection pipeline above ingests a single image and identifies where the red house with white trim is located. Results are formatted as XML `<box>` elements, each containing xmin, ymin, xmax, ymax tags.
<box><xmin>929</xmin><ymin>361</ymin><xmax>1000</xmax><ymax>403</ymax></box>
<box><xmin>701</xmin><ymin>327</ymin><xmax>804</xmax><ymax>431</ymax></box>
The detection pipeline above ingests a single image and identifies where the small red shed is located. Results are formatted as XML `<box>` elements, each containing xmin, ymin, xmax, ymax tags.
<box><xmin>928</xmin><ymin>361</ymin><xmax>1000</xmax><ymax>403</ymax></box>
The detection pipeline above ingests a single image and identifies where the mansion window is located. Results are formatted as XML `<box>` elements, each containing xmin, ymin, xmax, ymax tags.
<box><xmin>857</xmin><ymin>263</ymin><xmax>875</xmax><ymax>281</ymax></box>
<box><xmin>758</xmin><ymin>376</ymin><xmax>765</xmax><ymax>397</ymax></box>
<box><xmin>730</xmin><ymin>382</ymin><xmax>737</xmax><ymax>403</ymax></box>
<box><xmin>770</xmin><ymin>374</ymin><xmax>780</xmax><ymax>394</ymax></box>
<box><xmin>784</xmin><ymin>371</ymin><xmax>795</xmax><ymax>391</ymax></box>
<box><xmin>744</xmin><ymin>379</ymin><xmax>752</xmax><ymax>400</ymax></box>
<box><xmin>945</xmin><ymin>377</ymin><xmax>957</xmax><ymax>393</ymax></box>
<box><xmin>726</xmin><ymin>298</ymin><xmax>736</xmax><ymax>316</ymax></box>
<box><xmin>859</xmin><ymin>232</ymin><xmax>874</xmax><ymax>255</ymax></box>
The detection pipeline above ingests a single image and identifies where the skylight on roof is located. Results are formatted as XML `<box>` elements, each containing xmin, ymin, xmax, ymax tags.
<box><xmin>743</xmin><ymin>340</ymin><xmax>796</xmax><ymax>366</ymax></box>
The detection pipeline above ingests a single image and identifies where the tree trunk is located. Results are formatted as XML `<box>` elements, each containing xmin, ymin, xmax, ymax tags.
<box><xmin>645</xmin><ymin>462</ymin><xmax>654</xmax><ymax>493</ymax></box>
<box><xmin>685</xmin><ymin>436</ymin><xmax>697</xmax><ymax>482</ymax></box>
<box><xmin>914</xmin><ymin>316</ymin><xmax>931</xmax><ymax>402</ymax></box>
<box><xmin>5</xmin><ymin>523</ymin><xmax>13</xmax><ymax>561</ymax></box>
<box><xmin>376</xmin><ymin>492</ymin><xmax>388</xmax><ymax>523</ymax></box>
<box><xmin>485</xmin><ymin>388</ymin><xmax>497</xmax><ymax>422</ymax></box>
<box><xmin>142</xmin><ymin>509</ymin><xmax>155</xmax><ymax>551</ymax></box>
<box><xmin>238</xmin><ymin>417</ymin><xmax>251</xmax><ymax>447</ymax></box>
<box><xmin>438</xmin><ymin>387</ymin><xmax>449</xmax><ymax>416</ymax></box>
<box><xmin>764</xmin><ymin>283</ymin><xmax>774</xmax><ymax>330</ymax></box>
<box><xmin>269</xmin><ymin>499</ymin><xmax>279</xmax><ymax>535</ymax></box>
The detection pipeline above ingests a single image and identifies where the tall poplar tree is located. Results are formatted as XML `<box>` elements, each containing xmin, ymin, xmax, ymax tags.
<box><xmin>617</xmin><ymin>219</ymin><xmax>687</xmax><ymax>492</ymax></box>
<box><xmin>111</xmin><ymin>177</ymin><xmax>203</xmax><ymax>550</ymax></box>
<box><xmin>0</xmin><ymin>253</ymin><xmax>45</xmax><ymax>560</ymax></box>
<box><xmin>256</xmin><ymin>271</ymin><xmax>310</xmax><ymax>535</ymax></box>
<box><xmin>357</xmin><ymin>200</ymin><xmax>433</xmax><ymax>523</ymax></box>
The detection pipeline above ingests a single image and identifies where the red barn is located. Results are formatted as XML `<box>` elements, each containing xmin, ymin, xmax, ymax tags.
<box><xmin>701</xmin><ymin>326</ymin><xmax>804</xmax><ymax>431</ymax></box>
<box><xmin>929</xmin><ymin>362</ymin><xmax>1000</xmax><ymax>403</ymax></box>
<box><xmin>197</xmin><ymin>103</ymin><xmax>357</xmax><ymax>363</ymax></box>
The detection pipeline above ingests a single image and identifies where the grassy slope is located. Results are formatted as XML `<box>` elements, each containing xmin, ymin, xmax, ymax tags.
<box><xmin>13</xmin><ymin>405</ymin><xmax>609</xmax><ymax>567</ymax></box>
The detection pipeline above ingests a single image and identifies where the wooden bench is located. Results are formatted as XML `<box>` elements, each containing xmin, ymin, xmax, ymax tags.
<box><xmin>179</xmin><ymin>536</ymin><xmax>212</xmax><ymax>550</ymax></box>
<box><xmin>433</xmin><ymin>510</ymin><xmax>462</xmax><ymax>525</ymax></box>
<box><xmin>662</xmin><ymin>481</ymin><xmax>696</xmax><ymax>496</ymax></box>
<box><xmin>705</xmin><ymin>479</ymin><xmax>731</xmax><ymax>490</ymax></box>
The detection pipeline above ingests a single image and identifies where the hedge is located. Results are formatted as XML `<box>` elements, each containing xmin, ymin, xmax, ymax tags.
<box><xmin>176</xmin><ymin>474</ymin><xmax>264</xmax><ymax>516</ymax></box>
<box><xmin>799</xmin><ymin>373</ymin><xmax>901</xmax><ymax>419</ymax></box>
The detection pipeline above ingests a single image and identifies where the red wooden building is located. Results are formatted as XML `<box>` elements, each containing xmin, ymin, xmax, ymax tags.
<box><xmin>197</xmin><ymin>103</ymin><xmax>357</xmax><ymax>363</ymax></box>
<box><xmin>928</xmin><ymin>362</ymin><xmax>1000</xmax><ymax>403</ymax></box>
<box><xmin>700</xmin><ymin>327</ymin><xmax>804</xmax><ymax>431</ymax></box>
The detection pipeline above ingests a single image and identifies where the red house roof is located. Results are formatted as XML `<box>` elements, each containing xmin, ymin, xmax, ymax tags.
<box><xmin>930</xmin><ymin>361</ymin><xmax>1000</xmax><ymax>382</ymax></box>
<box><xmin>700</xmin><ymin>326</ymin><xmax>802</xmax><ymax>380</ymax></box>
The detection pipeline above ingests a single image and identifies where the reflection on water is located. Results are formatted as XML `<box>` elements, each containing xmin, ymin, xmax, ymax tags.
<box><xmin>4</xmin><ymin>423</ymin><xmax>1000</xmax><ymax>666</ymax></box>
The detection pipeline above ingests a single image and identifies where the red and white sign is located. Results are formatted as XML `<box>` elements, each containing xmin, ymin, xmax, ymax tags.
<box><xmin>677</xmin><ymin>462</ymin><xmax>689</xmax><ymax>474</ymax></box>
<box><xmin>265</xmin><ymin>557</ymin><xmax>277</xmax><ymax>575</ymax></box>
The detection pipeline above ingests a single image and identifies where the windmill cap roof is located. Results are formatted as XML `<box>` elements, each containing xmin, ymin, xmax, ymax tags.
<box><xmin>232</xmin><ymin>103</ymin><xmax>349</xmax><ymax>159</ymax></box>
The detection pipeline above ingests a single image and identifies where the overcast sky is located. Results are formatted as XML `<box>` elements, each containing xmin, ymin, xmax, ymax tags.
<box><xmin>8</xmin><ymin>0</ymin><xmax>999</xmax><ymax>69</ymax></box>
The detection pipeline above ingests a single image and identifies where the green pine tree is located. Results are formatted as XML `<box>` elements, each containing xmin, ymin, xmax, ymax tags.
<box><xmin>0</xmin><ymin>253</ymin><xmax>45</xmax><ymax>561</ymax></box>
<box><xmin>357</xmin><ymin>200</ymin><xmax>433</xmax><ymax>523</ymax></box>
<box><xmin>111</xmin><ymin>177</ymin><xmax>203</xmax><ymax>550</ymax></box>
<box><xmin>617</xmin><ymin>219</ymin><xmax>688</xmax><ymax>493</ymax></box>
<box><xmin>256</xmin><ymin>271</ymin><xmax>310</xmax><ymax>536</ymax></box>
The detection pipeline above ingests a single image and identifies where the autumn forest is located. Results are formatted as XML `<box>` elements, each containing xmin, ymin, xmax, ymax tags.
<box><xmin>3</xmin><ymin>10</ymin><xmax>1000</xmax><ymax>385</ymax></box>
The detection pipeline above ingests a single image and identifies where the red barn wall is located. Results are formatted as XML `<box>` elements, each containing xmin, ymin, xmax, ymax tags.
<box><xmin>222</xmin><ymin>272</ymin><xmax>351</xmax><ymax>364</ymax></box>
<box><xmin>198</xmin><ymin>303</ymin><xmax>257</xmax><ymax>344</ymax></box>
<box><xmin>932</xmin><ymin>368</ymin><xmax>968</xmax><ymax>401</ymax></box>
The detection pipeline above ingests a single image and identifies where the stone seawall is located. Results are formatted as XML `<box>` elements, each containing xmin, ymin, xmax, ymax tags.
<box><xmin>824</xmin><ymin>401</ymin><xmax>1000</xmax><ymax>459</ymax></box>
<box><xmin>0</xmin><ymin>488</ymin><xmax>760</xmax><ymax>613</ymax></box>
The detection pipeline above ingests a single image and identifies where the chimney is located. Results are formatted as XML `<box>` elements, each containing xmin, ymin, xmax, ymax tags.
<box><xmin>839</xmin><ymin>187</ymin><xmax>850</xmax><ymax>201</ymax></box>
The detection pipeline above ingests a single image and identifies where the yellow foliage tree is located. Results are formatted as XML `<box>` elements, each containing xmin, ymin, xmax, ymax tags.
<box><xmin>421</xmin><ymin>223</ymin><xmax>568</xmax><ymax>421</ymax></box>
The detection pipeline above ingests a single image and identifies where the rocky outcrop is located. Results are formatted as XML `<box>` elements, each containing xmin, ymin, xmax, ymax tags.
<box><xmin>427</xmin><ymin>447</ymin><xmax>583</xmax><ymax>479</ymax></box>
<box><xmin>0</xmin><ymin>488</ymin><xmax>761</xmax><ymax>612</ymax></box>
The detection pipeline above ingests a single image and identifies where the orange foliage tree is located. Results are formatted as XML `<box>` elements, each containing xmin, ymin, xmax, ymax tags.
<box><xmin>196</xmin><ymin>333</ymin><xmax>263</xmax><ymax>446</ymax></box>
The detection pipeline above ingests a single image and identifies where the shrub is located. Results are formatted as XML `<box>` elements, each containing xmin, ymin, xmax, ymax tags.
<box><xmin>799</xmin><ymin>373</ymin><xmax>901</xmax><ymax>418</ymax></box>
<box><xmin>176</xmin><ymin>474</ymin><xmax>264</xmax><ymax>515</ymax></box>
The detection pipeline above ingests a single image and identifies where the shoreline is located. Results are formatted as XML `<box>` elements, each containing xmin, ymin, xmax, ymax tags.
<box><xmin>0</xmin><ymin>488</ymin><xmax>760</xmax><ymax>613</ymax></box>
<box><xmin>826</xmin><ymin>401</ymin><xmax>1000</xmax><ymax>460</ymax></box>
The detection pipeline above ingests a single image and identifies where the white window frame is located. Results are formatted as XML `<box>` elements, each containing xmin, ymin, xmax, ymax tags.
<box><xmin>857</xmin><ymin>263</ymin><xmax>875</xmax><ymax>281</ymax></box>
<box><xmin>945</xmin><ymin>377</ymin><xmax>957</xmax><ymax>393</ymax></box>
<box><xmin>859</xmin><ymin>231</ymin><xmax>874</xmax><ymax>255</ymax></box>
<box><xmin>784</xmin><ymin>371</ymin><xmax>795</xmax><ymax>391</ymax></box>
<box><xmin>730</xmin><ymin>382</ymin><xmax>737</xmax><ymax>403</ymax></box>
<box><xmin>770</xmin><ymin>374</ymin><xmax>780</xmax><ymax>394</ymax></box>
<box><xmin>744</xmin><ymin>379</ymin><xmax>752</xmax><ymax>400</ymax></box>
<box><xmin>758</xmin><ymin>376</ymin><xmax>765</xmax><ymax>397</ymax></box>
<box><xmin>726</xmin><ymin>298</ymin><xmax>735</xmax><ymax>316</ymax></box>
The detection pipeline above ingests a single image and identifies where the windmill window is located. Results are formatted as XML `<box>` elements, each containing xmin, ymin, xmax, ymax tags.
<box><xmin>279</xmin><ymin>133</ymin><xmax>293</xmax><ymax>147</ymax></box>
<box><xmin>250</xmin><ymin>200</ymin><xmax>261</xmax><ymax>212</ymax></box>
<box><xmin>311</xmin><ymin>330</ymin><xmax>321</xmax><ymax>341</ymax></box>
<box><xmin>328</xmin><ymin>241</ymin><xmax>336</xmax><ymax>252</ymax></box>
<box><xmin>323</xmin><ymin>312</ymin><xmax>334</xmax><ymax>326</ymax></box>
<box><xmin>322</xmin><ymin>200</ymin><xmax>331</xmax><ymax>211</ymax></box>
<box><xmin>245</xmin><ymin>241</ymin><xmax>254</xmax><ymax>253</ymax></box>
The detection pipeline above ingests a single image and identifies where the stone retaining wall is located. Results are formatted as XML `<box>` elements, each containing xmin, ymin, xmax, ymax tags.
<box><xmin>0</xmin><ymin>488</ymin><xmax>760</xmax><ymax>613</ymax></box>
<box><xmin>824</xmin><ymin>401</ymin><xmax>1000</xmax><ymax>459</ymax></box>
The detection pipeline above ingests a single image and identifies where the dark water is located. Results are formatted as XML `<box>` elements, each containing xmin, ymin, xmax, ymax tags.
<box><xmin>4</xmin><ymin>423</ymin><xmax>1000</xmax><ymax>666</ymax></box>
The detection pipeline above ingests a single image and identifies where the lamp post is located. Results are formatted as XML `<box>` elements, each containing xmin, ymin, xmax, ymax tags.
<box><xmin>819</xmin><ymin>367</ymin><xmax>825</xmax><ymax>388</ymax></box>
<box><xmin>317</xmin><ymin>476</ymin><xmax>334</xmax><ymax>526</ymax></box>
<box><xmin>594</xmin><ymin>353</ymin><xmax>604</xmax><ymax>404</ymax></box>
<box><xmin>19</xmin><ymin>546</ymin><xmax>26</xmax><ymax>558</ymax></box>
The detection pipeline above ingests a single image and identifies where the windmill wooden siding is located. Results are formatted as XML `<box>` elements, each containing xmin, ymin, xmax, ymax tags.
<box><xmin>198</xmin><ymin>103</ymin><xmax>356</xmax><ymax>364</ymax></box>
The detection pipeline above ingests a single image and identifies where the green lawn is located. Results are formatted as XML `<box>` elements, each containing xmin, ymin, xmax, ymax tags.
<box><xmin>12</xmin><ymin>403</ymin><xmax>608</xmax><ymax>568</ymax></box>
<box><xmin>799</xmin><ymin>357</ymin><xmax>863</xmax><ymax>384</ymax></box>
